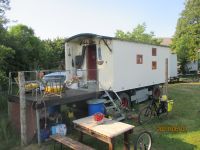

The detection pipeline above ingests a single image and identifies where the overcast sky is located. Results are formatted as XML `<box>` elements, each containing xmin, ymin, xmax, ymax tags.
<box><xmin>6</xmin><ymin>0</ymin><xmax>185</xmax><ymax>39</ymax></box>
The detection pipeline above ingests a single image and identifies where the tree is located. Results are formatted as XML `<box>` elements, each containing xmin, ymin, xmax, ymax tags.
<box><xmin>8</xmin><ymin>24</ymin><xmax>44</xmax><ymax>71</ymax></box>
<box><xmin>171</xmin><ymin>0</ymin><xmax>200</xmax><ymax>73</ymax></box>
<box><xmin>41</xmin><ymin>38</ymin><xmax>65</xmax><ymax>69</ymax></box>
<box><xmin>0</xmin><ymin>0</ymin><xmax>10</xmax><ymax>24</ymax></box>
<box><xmin>0</xmin><ymin>0</ymin><xmax>12</xmax><ymax>87</ymax></box>
<box><xmin>0</xmin><ymin>45</ymin><xmax>14</xmax><ymax>86</ymax></box>
<box><xmin>115</xmin><ymin>23</ymin><xmax>161</xmax><ymax>45</ymax></box>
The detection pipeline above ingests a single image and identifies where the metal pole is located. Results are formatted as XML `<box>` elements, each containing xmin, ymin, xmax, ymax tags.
<box><xmin>36</xmin><ymin>108</ymin><xmax>41</xmax><ymax>145</ymax></box>
<box><xmin>35</xmin><ymin>71</ymin><xmax>41</xmax><ymax>145</ymax></box>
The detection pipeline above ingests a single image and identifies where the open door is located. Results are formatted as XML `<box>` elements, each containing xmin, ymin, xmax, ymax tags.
<box><xmin>87</xmin><ymin>45</ymin><xmax>97</xmax><ymax>80</ymax></box>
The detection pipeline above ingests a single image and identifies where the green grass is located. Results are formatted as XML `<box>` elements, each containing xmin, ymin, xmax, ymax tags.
<box><xmin>0</xmin><ymin>112</ymin><xmax>20</xmax><ymax>150</ymax></box>
<box><xmin>139</xmin><ymin>83</ymin><xmax>200</xmax><ymax>150</ymax></box>
<box><xmin>80</xmin><ymin>83</ymin><xmax>200</xmax><ymax>150</ymax></box>
<box><xmin>1</xmin><ymin>83</ymin><xmax>200</xmax><ymax>150</ymax></box>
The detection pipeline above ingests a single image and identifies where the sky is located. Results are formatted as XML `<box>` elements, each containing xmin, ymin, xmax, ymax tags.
<box><xmin>6</xmin><ymin>0</ymin><xmax>185</xmax><ymax>40</ymax></box>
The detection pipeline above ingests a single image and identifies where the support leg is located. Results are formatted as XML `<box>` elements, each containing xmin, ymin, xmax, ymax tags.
<box><xmin>60</xmin><ymin>143</ymin><xmax>62</xmax><ymax>150</ymax></box>
<box><xmin>78</xmin><ymin>131</ymin><xmax>83</xmax><ymax>142</ymax></box>
<box><xmin>108</xmin><ymin>139</ymin><xmax>115</xmax><ymax>150</ymax></box>
<box><xmin>53</xmin><ymin>141</ymin><xmax>55</xmax><ymax>150</ymax></box>
<box><xmin>124</xmin><ymin>130</ymin><xmax>132</xmax><ymax>150</ymax></box>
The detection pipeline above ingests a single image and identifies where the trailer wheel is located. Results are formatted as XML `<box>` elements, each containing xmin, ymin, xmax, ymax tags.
<box><xmin>119</xmin><ymin>92</ymin><xmax>131</xmax><ymax>110</ymax></box>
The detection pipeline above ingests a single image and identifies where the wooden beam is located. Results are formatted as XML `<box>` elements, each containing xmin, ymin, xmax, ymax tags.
<box><xmin>18</xmin><ymin>72</ymin><xmax>28</xmax><ymax>146</ymax></box>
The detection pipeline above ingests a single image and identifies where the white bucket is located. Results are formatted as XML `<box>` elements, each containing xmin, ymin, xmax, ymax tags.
<box><xmin>77</xmin><ymin>69</ymin><xmax>83</xmax><ymax>78</ymax></box>
<box><xmin>69</xmin><ymin>83</ymin><xmax>78</xmax><ymax>89</ymax></box>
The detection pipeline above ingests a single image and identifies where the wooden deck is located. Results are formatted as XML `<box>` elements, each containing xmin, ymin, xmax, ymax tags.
<box><xmin>8</xmin><ymin>89</ymin><xmax>100</xmax><ymax>109</ymax></box>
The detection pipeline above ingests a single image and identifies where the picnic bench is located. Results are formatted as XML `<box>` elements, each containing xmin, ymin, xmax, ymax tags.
<box><xmin>50</xmin><ymin>134</ymin><xmax>95</xmax><ymax>150</ymax></box>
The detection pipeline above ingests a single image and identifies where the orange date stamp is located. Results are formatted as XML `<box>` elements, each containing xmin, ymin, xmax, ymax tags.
<box><xmin>156</xmin><ymin>125</ymin><xmax>187</xmax><ymax>132</ymax></box>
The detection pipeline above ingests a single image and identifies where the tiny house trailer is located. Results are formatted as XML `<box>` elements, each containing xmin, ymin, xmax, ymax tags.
<box><xmin>65</xmin><ymin>33</ymin><xmax>176</xmax><ymax>109</ymax></box>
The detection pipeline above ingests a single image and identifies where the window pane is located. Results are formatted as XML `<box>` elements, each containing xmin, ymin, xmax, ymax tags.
<box><xmin>137</xmin><ymin>55</ymin><xmax>143</xmax><ymax>64</ymax></box>
<box><xmin>152</xmin><ymin>48</ymin><xmax>157</xmax><ymax>56</ymax></box>
<box><xmin>152</xmin><ymin>61</ymin><xmax>157</xmax><ymax>70</ymax></box>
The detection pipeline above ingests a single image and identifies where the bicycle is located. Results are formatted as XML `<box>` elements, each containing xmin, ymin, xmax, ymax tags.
<box><xmin>138</xmin><ymin>95</ymin><xmax>173</xmax><ymax>124</ymax></box>
<box><xmin>134</xmin><ymin>131</ymin><xmax>152</xmax><ymax>150</ymax></box>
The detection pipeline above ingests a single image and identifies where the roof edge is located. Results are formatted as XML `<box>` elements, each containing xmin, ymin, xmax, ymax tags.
<box><xmin>65</xmin><ymin>33</ymin><xmax>170</xmax><ymax>48</ymax></box>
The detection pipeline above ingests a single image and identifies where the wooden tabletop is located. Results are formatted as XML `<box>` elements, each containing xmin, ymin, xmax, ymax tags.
<box><xmin>73</xmin><ymin>116</ymin><xmax>134</xmax><ymax>138</ymax></box>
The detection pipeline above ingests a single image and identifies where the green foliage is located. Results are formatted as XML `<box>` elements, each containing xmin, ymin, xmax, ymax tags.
<box><xmin>0</xmin><ymin>70</ymin><xmax>8</xmax><ymax>87</ymax></box>
<box><xmin>0</xmin><ymin>45</ymin><xmax>14</xmax><ymax>69</ymax></box>
<box><xmin>0</xmin><ymin>0</ymin><xmax>10</xmax><ymax>24</ymax></box>
<box><xmin>115</xmin><ymin>23</ymin><xmax>161</xmax><ymax>45</ymax></box>
<box><xmin>41</xmin><ymin>38</ymin><xmax>65</xmax><ymax>69</ymax></box>
<box><xmin>172</xmin><ymin>0</ymin><xmax>200</xmax><ymax>72</ymax></box>
<box><xmin>6</xmin><ymin>24</ymin><xmax>65</xmax><ymax>71</ymax></box>
<box><xmin>0</xmin><ymin>0</ymin><xmax>65</xmax><ymax>76</ymax></box>
<box><xmin>0</xmin><ymin>0</ymin><xmax>12</xmax><ymax>88</ymax></box>
<box><xmin>0</xmin><ymin>0</ymin><xmax>66</xmax><ymax>86</ymax></box>
<box><xmin>0</xmin><ymin>113</ymin><xmax>20</xmax><ymax>149</ymax></box>
<box><xmin>8</xmin><ymin>24</ymin><xmax>45</xmax><ymax>71</ymax></box>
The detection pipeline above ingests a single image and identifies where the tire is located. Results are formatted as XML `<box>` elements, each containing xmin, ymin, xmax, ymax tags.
<box><xmin>134</xmin><ymin>131</ymin><xmax>152</xmax><ymax>150</ymax></box>
<box><xmin>119</xmin><ymin>92</ymin><xmax>131</xmax><ymax>110</ymax></box>
<box><xmin>138</xmin><ymin>106</ymin><xmax>153</xmax><ymax>125</ymax></box>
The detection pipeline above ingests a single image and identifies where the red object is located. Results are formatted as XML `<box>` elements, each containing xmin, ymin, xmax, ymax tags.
<box><xmin>87</xmin><ymin>45</ymin><xmax>97</xmax><ymax>80</ymax></box>
<box><xmin>93</xmin><ymin>112</ymin><xmax>104</xmax><ymax>122</ymax></box>
<box><xmin>121</xmin><ymin>97</ymin><xmax>129</xmax><ymax>108</ymax></box>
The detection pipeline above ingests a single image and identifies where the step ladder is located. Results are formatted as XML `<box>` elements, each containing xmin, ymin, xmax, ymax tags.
<box><xmin>100</xmin><ymin>87</ymin><xmax>125</xmax><ymax>121</ymax></box>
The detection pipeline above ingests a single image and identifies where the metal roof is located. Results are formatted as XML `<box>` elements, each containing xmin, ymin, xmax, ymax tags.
<box><xmin>65</xmin><ymin>33</ymin><xmax>112</xmax><ymax>42</ymax></box>
<box><xmin>65</xmin><ymin>33</ymin><xmax>169</xmax><ymax>48</ymax></box>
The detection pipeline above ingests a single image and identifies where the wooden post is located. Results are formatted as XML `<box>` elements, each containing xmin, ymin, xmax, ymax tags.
<box><xmin>18</xmin><ymin>72</ymin><xmax>28</xmax><ymax>146</ymax></box>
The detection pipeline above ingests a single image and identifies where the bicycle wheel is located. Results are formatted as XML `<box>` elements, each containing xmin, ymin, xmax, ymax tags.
<box><xmin>138</xmin><ymin>106</ymin><xmax>153</xmax><ymax>124</ymax></box>
<box><xmin>134</xmin><ymin>131</ymin><xmax>152</xmax><ymax>150</ymax></box>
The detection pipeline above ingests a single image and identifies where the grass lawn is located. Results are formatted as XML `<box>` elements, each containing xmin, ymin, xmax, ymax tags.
<box><xmin>1</xmin><ymin>83</ymin><xmax>200</xmax><ymax>150</ymax></box>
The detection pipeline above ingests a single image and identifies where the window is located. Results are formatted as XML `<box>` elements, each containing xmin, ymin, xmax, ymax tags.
<box><xmin>152</xmin><ymin>48</ymin><xmax>157</xmax><ymax>56</ymax></box>
<box><xmin>137</xmin><ymin>55</ymin><xmax>143</xmax><ymax>64</ymax></box>
<box><xmin>152</xmin><ymin>61</ymin><xmax>157</xmax><ymax>70</ymax></box>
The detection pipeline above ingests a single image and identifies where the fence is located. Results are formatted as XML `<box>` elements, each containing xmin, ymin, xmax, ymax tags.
<box><xmin>8</xmin><ymin>69</ymin><xmax>101</xmax><ymax>96</ymax></box>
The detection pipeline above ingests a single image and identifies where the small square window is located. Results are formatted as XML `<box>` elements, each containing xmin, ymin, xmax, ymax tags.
<box><xmin>137</xmin><ymin>55</ymin><xmax>143</xmax><ymax>64</ymax></box>
<box><xmin>152</xmin><ymin>48</ymin><xmax>157</xmax><ymax>56</ymax></box>
<box><xmin>152</xmin><ymin>61</ymin><xmax>157</xmax><ymax>70</ymax></box>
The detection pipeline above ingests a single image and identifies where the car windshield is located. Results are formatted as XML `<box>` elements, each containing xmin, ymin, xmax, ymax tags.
<box><xmin>43</xmin><ymin>75</ymin><xmax>66</xmax><ymax>83</ymax></box>
<box><xmin>43</xmin><ymin>72</ymin><xmax>67</xmax><ymax>85</ymax></box>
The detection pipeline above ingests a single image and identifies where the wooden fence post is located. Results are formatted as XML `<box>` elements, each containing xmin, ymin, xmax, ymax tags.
<box><xmin>18</xmin><ymin>72</ymin><xmax>28</xmax><ymax>146</ymax></box>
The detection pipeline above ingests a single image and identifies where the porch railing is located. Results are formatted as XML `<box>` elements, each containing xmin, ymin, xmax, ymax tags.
<box><xmin>8</xmin><ymin>69</ymin><xmax>101</xmax><ymax>97</ymax></box>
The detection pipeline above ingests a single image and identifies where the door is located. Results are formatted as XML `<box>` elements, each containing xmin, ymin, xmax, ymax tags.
<box><xmin>87</xmin><ymin>45</ymin><xmax>97</xmax><ymax>80</ymax></box>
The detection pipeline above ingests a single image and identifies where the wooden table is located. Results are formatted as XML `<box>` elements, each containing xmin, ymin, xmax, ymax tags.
<box><xmin>73</xmin><ymin>116</ymin><xmax>134</xmax><ymax>150</ymax></box>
